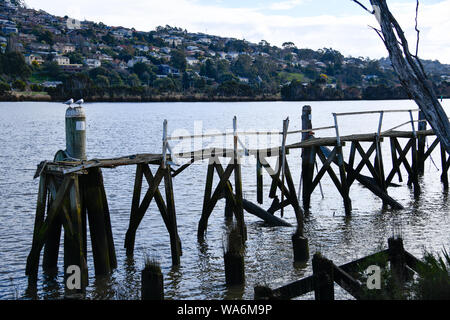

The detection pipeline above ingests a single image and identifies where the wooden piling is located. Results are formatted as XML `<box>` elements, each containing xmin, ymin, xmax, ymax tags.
<box><xmin>163</xmin><ymin>165</ymin><xmax>182</xmax><ymax>266</ymax></box>
<box><xmin>301</xmin><ymin>106</ymin><xmax>314</xmax><ymax>213</ymax></box>
<box><xmin>125</xmin><ymin>164</ymin><xmax>143</xmax><ymax>255</ymax></box>
<box><xmin>42</xmin><ymin>176</ymin><xmax>62</xmax><ymax>274</ymax></box>
<box><xmin>141</xmin><ymin>259</ymin><xmax>164</xmax><ymax>300</ymax></box>
<box><xmin>224</xmin><ymin>225</ymin><xmax>245</xmax><ymax>286</ymax></box>
<box><xmin>312</xmin><ymin>253</ymin><xmax>334</xmax><ymax>300</ymax></box>
<box><xmin>292</xmin><ymin>234</ymin><xmax>309</xmax><ymax>263</ymax></box>
<box><xmin>64</xmin><ymin>175</ymin><xmax>88</xmax><ymax>293</ymax></box>
<box><xmin>441</xmin><ymin>142</ymin><xmax>449</xmax><ymax>190</ymax></box>
<box><xmin>417</xmin><ymin>110</ymin><xmax>427</xmax><ymax>175</ymax></box>
<box><xmin>233</xmin><ymin>118</ymin><xmax>247</xmax><ymax>242</ymax></box>
<box><xmin>224</xmin><ymin>181</ymin><xmax>234</xmax><ymax>219</ymax></box>
<box><xmin>26</xmin><ymin>173</ymin><xmax>48</xmax><ymax>278</ymax></box>
<box><xmin>256</xmin><ymin>151</ymin><xmax>263</xmax><ymax>205</ymax></box>
<box><xmin>83</xmin><ymin>168</ymin><xmax>115</xmax><ymax>275</ymax></box>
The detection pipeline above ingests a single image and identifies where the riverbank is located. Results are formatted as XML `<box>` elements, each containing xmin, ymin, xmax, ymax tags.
<box><xmin>0</xmin><ymin>92</ymin><xmax>448</xmax><ymax>103</ymax></box>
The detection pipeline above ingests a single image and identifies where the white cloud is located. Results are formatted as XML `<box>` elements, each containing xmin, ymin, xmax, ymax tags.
<box><xmin>24</xmin><ymin>0</ymin><xmax>450</xmax><ymax>63</ymax></box>
<box><xmin>269</xmin><ymin>0</ymin><xmax>304</xmax><ymax>11</ymax></box>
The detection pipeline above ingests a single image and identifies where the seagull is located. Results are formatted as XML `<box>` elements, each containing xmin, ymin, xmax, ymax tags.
<box><xmin>63</xmin><ymin>98</ymin><xmax>74</xmax><ymax>105</ymax></box>
<box><xmin>75</xmin><ymin>99</ymin><xmax>84</xmax><ymax>106</ymax></box>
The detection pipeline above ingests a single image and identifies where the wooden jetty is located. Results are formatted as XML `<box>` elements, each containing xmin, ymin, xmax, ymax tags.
<box><xmin>25</xmin><ymin>105</ymin><xmax>449</xmax><ymax>292</ymax></box>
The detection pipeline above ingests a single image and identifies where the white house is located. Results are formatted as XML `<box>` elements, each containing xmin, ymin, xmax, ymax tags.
<box><xmin>53</xmin><ymin>56</ymin><xmax>70</xmax><ymax>65</ymax></box>
<box><xmin>84</xmin><ymin>58</ymin><xmax>101</xmax><ymax>68</ymax></box>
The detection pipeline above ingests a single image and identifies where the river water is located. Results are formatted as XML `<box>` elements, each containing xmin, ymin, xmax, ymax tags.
<box><xmin>0</xmin><ymin>100</ymin><xmax>448</xmax><ymax>300</ymax></box>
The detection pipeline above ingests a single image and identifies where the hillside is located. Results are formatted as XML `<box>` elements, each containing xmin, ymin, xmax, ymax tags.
<box><xmin>0</xmin><ymin>0</ymin><xmax>449</xmax><ymax>102</ymax></box>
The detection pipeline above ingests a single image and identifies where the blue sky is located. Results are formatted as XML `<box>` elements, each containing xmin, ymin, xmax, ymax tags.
<box><xmin>25</xmin><ymin>0</ymin><xmax>450</xmax><ymax>63</ymax></box>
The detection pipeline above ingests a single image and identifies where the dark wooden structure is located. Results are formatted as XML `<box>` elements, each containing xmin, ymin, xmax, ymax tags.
<box><xmin>254</xmin><ymin>237</ymin><xmax>425</xmax><ymax>300</ymax></box>
<box><xmin>25</xmin><ymin>106</ymin><xmax>449</xmax><ymax>292</ymax></box>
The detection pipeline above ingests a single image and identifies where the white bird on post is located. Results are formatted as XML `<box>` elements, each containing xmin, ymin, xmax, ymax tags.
<box><xmin>75</xmin><ymin>98</ymin><xmax>84</xmax><ymax>106</ymax></box>
<box><xmin>64</xmin><ymin>98</ymin><xmax>74</xmax><ymax>106</ymax></box>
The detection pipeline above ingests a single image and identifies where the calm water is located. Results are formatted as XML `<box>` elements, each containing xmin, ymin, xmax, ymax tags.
<box><xmin>0</xmin><ymin>100</ymin><xmax>449</xmax><ymax>300</ymax></box>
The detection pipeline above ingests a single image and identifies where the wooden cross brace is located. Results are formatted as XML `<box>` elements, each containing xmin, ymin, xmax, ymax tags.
<box><xmin>124</xmin><ymin>163</ymin><xmax>182</xmax><ymax>265</ymax></box>
<box><xmin>197</xmin><ymin>156</ymin><xmax>246</xmax><ymax>242</ymax></box>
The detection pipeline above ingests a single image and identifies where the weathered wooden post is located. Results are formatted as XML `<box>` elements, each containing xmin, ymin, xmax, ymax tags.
<box><xmin>441</xmin><ymin>142</ymin><xmax>449</xmax><ymax>190</ymax></box>
<box><xmin>64</xmin><ymin>175</ymin><xmax>89</xmax><ymax>295</ymax></box>
<box><xmin>141</xmin><ymin>259</ymin><xmax>164</xmax><ymax>300</ymax></box>
<box><xmin>417</xmin><ymin>110</ymin><xmax>427</xmax><ymax>175</ymax></box>
<box><xmin>409</xmin><ymin>111</ymin><xmax>421</xmax><ymax>197</ymax></box>
<box><xmin>233</xmin><ymin>116</ymin><xmax>247</xmax><ymax>242</ymax></box>
<box><xmin>292</xmin><ymin>233</ymin><xmax>309</xmax><ymax>263</ymax></box>
<box><xmin>65</xmin><ymin>105</ymin><xmax>86</xmax><ymax>160</ymax></box>
<box><xmin>224</xmin><ymin>225</ymin><xmax>245</xmax><ymax>286</ymax></box>
<box><xmin>42</xmin><ymin>176</ymin><xmax>63</xmax><ymax>274</ymax></box>
<box><xmin>333</xmin><ymin>113</ymin><xmax>352</xmax><ymax>215</ymax></box>
<box><xmin>301</xmin><ymin>105</ymin><xmax>314</xmax><ymax>213</ymax></box>
<box><xmin>83</xmin><ymin>168</ymin><xmax>116</xmax><ymax>275</ymax></box>
<box><xmin>388</xmin><ymin>237</ymin><xmax>407</xmax><ymax>283</ymax></box>
<box><xmin>312</xmin><ymin>253</ymin><xmax>334</xmax><ymax>300</ymax></box>
<box><xmin>256</xmin><ymin>151</ymin><xmax>263</xmax><ymax>205</ymax></box>
<box><xmin>225</xmin><ymin>181</ymin><xmax>234</xmax><ymax>219</ymax></box>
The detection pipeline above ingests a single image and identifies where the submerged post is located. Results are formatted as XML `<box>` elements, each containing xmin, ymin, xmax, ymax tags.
<box><xmin>223</xmin><ymin>225</ymin><xmax>245</xmax><ymax>286</ymax></box>
<box><xmin>65</xmin><ymin>104</ymin><xmax>86</xmax><ymax>160</ymax></box>
<box><xmin>141</xmin><ymin>259</ymin><xmax>164</xmax><ymax>300</ymax></box>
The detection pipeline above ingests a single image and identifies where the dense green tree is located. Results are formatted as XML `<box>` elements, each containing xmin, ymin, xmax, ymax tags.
<box><xmin>12</xmin><ymin>79</ymin><xmax>26</xmax><ymax>91</ymax></box>
<box><xmin>170</xmin><ymin>50</ymin><xmax>187</xmax><ymax>72</ymax></box>
<box><xmin>0</xmin><ymin>81</ymin><xmax>11</xmax><ymax>95</ymax></box>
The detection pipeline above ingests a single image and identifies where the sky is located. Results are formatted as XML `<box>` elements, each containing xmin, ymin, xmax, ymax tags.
<box><xmin>24</xmin><ymin>0</ymin><xmax>450</xmax><ymax>63</ymax></box>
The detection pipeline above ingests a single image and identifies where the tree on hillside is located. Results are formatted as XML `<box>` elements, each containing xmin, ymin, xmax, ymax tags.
<box><xmin>170</xmin><ymin>50</ymin><xmax>187</xmax><ymax>72</ymax></box>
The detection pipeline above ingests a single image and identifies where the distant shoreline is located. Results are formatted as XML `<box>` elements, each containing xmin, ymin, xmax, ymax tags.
<box><xmin>0</xmin><ymin>93</ymin><xmax>447</xmax><ymax>103</ymax></box>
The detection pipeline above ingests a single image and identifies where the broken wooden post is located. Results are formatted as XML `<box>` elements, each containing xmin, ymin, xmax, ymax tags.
<box><xmin>417</xmin><ymin>110</ymin><xmax>427</xmax><ymax>175</ymax></box>
<box><xmin>292</xmin><ymin>234</ymin><xmax>309</xmax><ymax>263</ymax></box>
<box><xmin>312</xmin><ymin>253</ymin><xmax>334</xmax><ymax>300</ymax></box>
<box><xmin>388</xmin><ymin>237</ymin><xmax>407</xmax><ymax>283</ymax></box>
<box><xmin>141</xmin><ymin>258</ymin><xmax>164</xmax><ymax>300</ymax></box>
<box><xmin>224</xmin><ymin>225</ymin><xmax>245</xmax><ymax>286</ymax></box>
<box><xmin>301</xmin><ymin>105</ymin><xmax>314</xmax><ymax>213</ymax></box>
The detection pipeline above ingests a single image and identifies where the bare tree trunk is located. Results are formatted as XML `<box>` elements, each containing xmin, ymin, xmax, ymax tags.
<box><xmin>359</xmin><ymin>0</ymin><xmax>450</xmax><ymax>153</ymax></box>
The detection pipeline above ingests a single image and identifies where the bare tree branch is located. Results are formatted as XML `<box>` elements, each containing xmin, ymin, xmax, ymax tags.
<box><xmin>353</xmin><ymin>0</ymin><xmax>450</xmax><ymax>153</ymax></box>
<box><xmin>351</xmin><ymin>0</ymin><xmax>374</xmax><ymax>15</ymax></box>
<box><xmin>414</xmin><ymin>0</ymin><xmax>420</xmax><ymax>57</ymax></box>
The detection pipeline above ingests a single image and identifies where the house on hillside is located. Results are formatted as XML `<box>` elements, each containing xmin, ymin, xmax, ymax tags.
<box><xmin>25</xmin><ymin>54</ymin><xmax>44</xmax><ymax>65</ymax></box>
<box><xmin>53</xmin><ymin>56</ymin><xmax>70</xmax><ymax>65</ymax></box>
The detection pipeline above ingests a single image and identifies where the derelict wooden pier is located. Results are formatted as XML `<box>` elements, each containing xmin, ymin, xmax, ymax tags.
<box><xmin>25</xmin><ymin>106</ymin><xmax>449</xmax><ymax>292</ymax></box>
